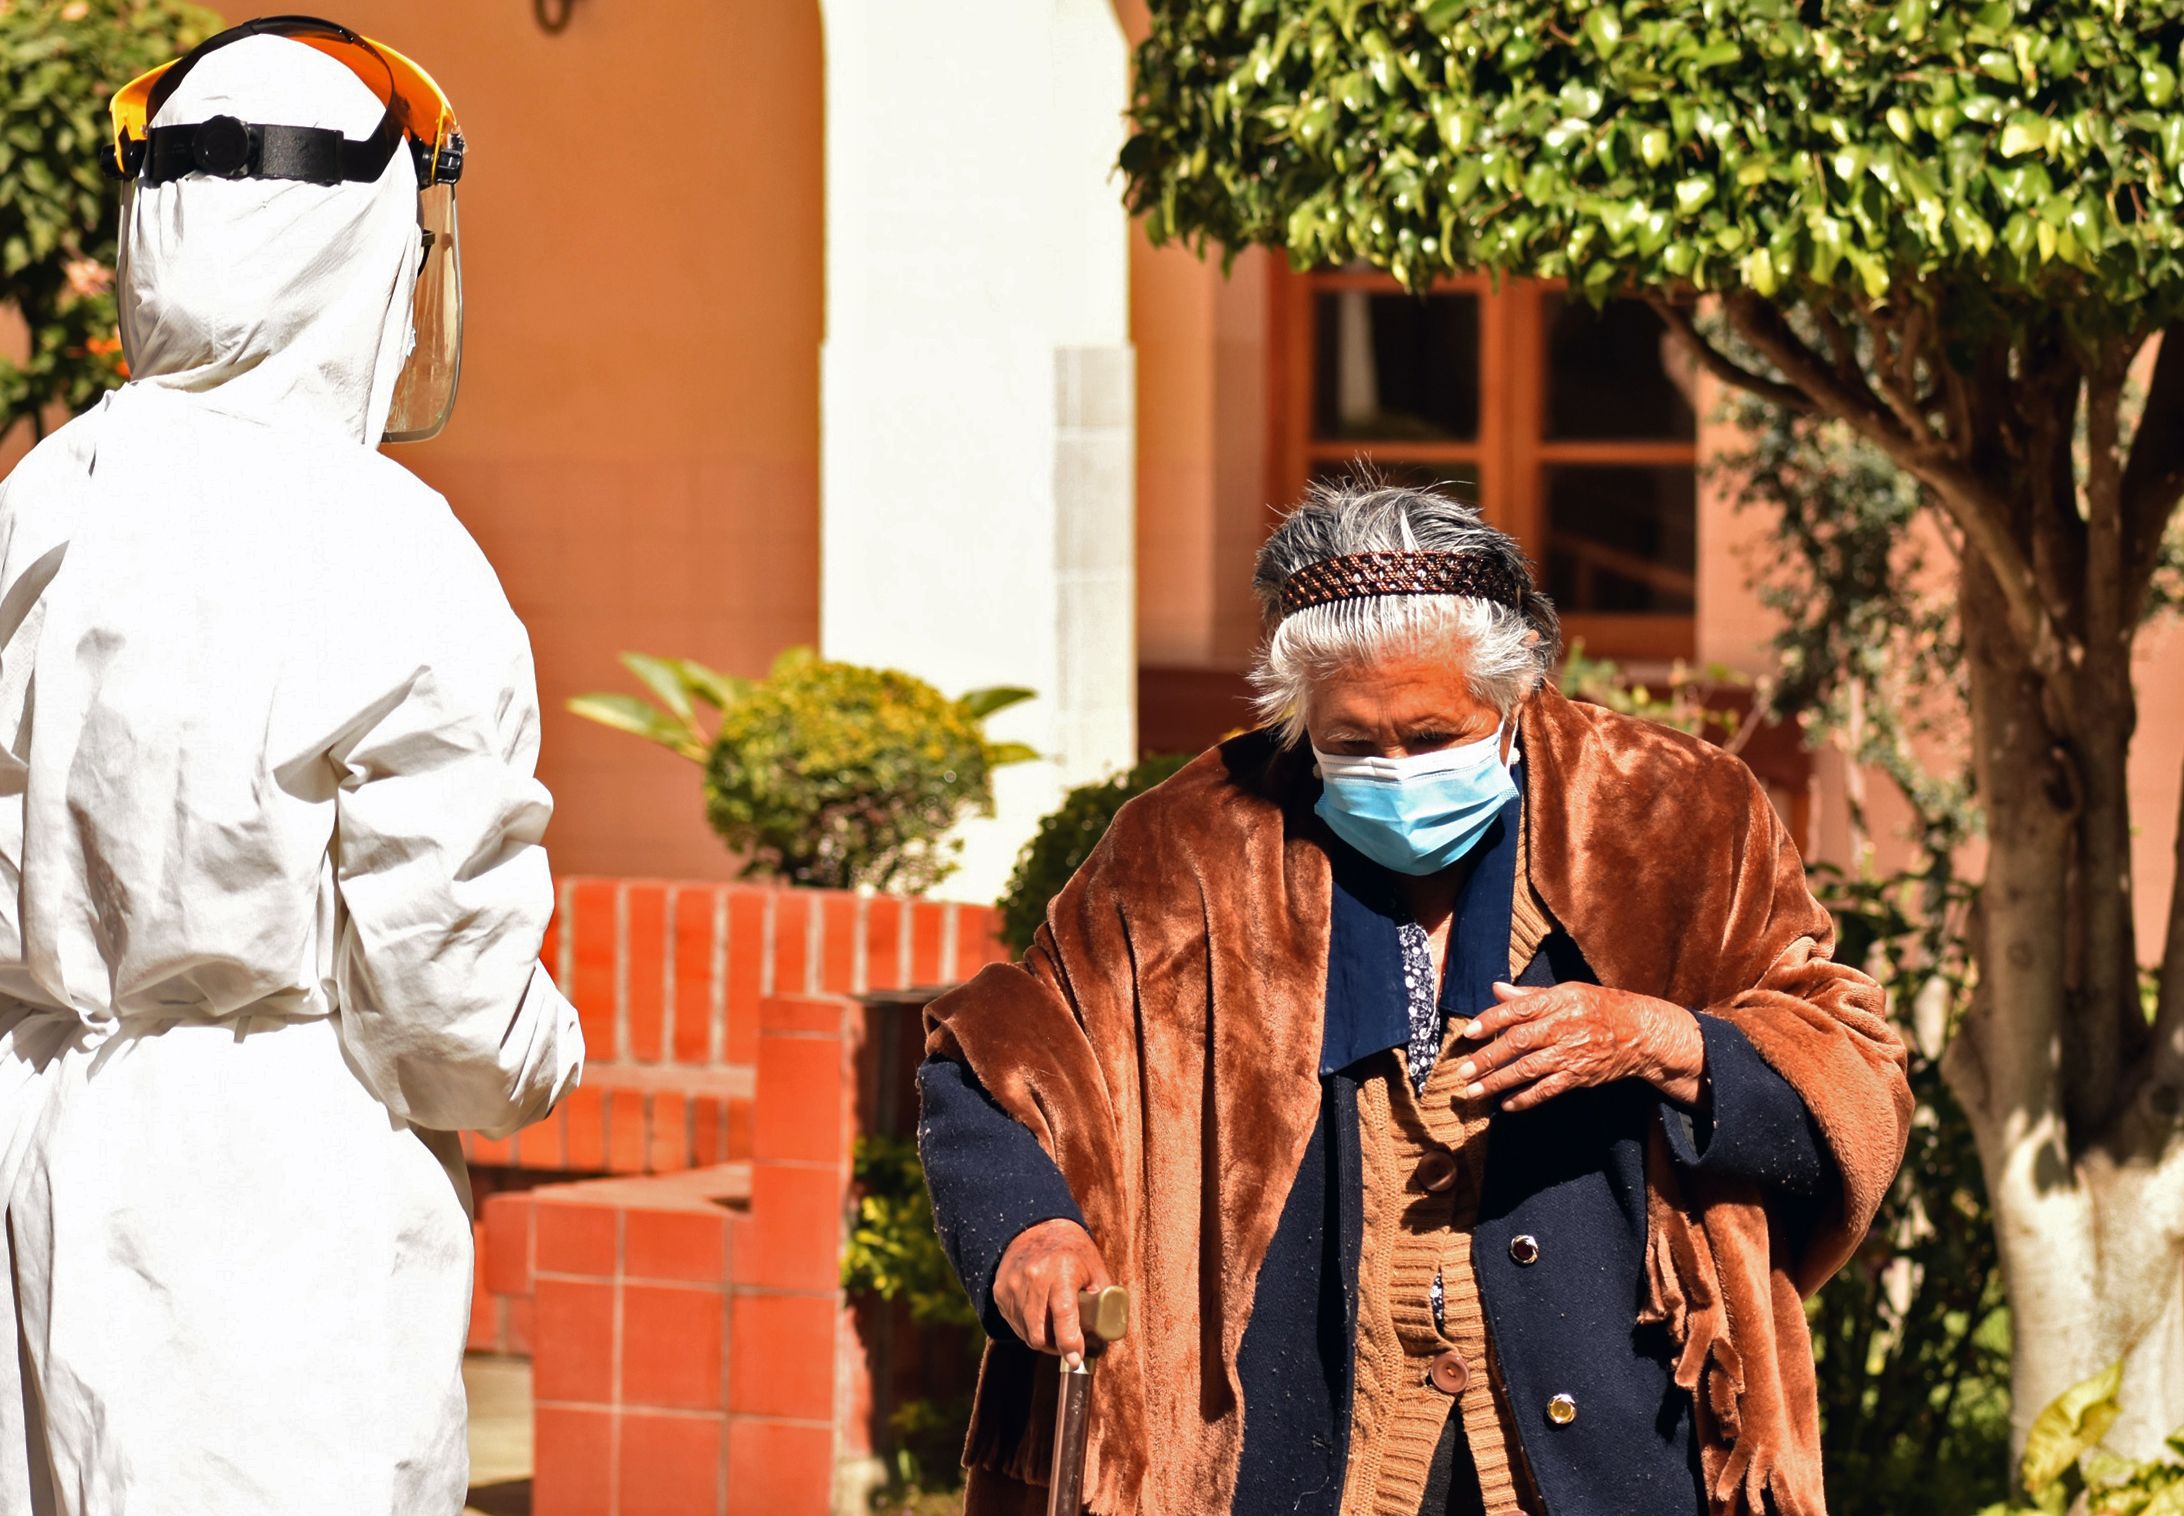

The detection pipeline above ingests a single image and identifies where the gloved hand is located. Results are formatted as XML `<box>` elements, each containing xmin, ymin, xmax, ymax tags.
<box><xmin>1453</xmin><ymin>981</ymin><xmax>1706</xmax><ymax>1112</ymax></box>
<box><xmin>995</xmin><ymin>1217</ymin><xmax>1114</xmax><ymax>1367</ymax></box>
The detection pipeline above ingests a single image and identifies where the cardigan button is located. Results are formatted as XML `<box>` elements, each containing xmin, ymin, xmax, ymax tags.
<box><xmin>1413</xmin><ymin>1151</ymin><xmax>1458</xmax><ymax>1193</ymax></box>
<box><xmin>1509</xmin><ymin>1233</ymin><xmax>1541</xmax><ymax>1266</ymax></box>
<box><xmin>1426</xmin><ymin>1349</ymin><xmax>1470</xmax><ymax>1396</ymax></box>
<box><xmin>1547</xmin><ymin>1393</ymin><xmax>1578</xmax><ymax>1426</ymax></box>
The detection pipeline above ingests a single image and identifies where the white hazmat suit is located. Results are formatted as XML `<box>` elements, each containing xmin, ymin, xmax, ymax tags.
<box><xmin>0</xmin><ymin>36</ymin><xmax>584</xmax><ymax>1515</ymax></box>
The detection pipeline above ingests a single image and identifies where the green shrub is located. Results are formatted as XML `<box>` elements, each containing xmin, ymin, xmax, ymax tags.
<box><xmin>1809</xmin><ymin>868</ymin><xmax>2011</xmax><ymax>1514</ymax></box>
<box><xmin>994</xmin><ymin>753</ymin><xmax>1193</xmax><ymax>956</ymax></box>
<box><xmin>841</xmin><ymin>1134</ymin><xmax>978</xmax><ymax>1333</ymax></box>
<box><xmin>1973</xmin><ymin>1361</ymin><xmax>2184</xmax><ymax>1515</ymax></box>
<box><xmin>570</xmin><ymin>648</ymin><xmax>1035</xmax><ymax>894</ymax></box>
<box><xmin>1</xmin><ymin>0</ymin><xmax>223</xmax><ymax>444</ymax></box>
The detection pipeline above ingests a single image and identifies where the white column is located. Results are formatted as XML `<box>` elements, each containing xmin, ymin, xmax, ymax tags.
<box><xmin>818</xmin><ymin>0</ymin><xmax>1137</xmax><ymax>904</ymax></box>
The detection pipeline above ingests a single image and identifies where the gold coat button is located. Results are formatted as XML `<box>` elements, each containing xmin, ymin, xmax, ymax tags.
<box><xmin>1426</xmin><ymin>1349</ymin><xmax>1471</xmax><ymax>1396</ymax></box>
<box><xmin>1414</xmin><ymin>1150</ymin><xmax>1458</xmax><ymax>1194</ymax></box>
<box><xmin>1547</xmin><ymin>1393</ymin><xmax>1578</xmax><ymax>1426</ymax></box>
<box><xmin>1509</xmin><ymin>1233</ymin><xmax>1541</xmax><ymax>1266</ymax></box>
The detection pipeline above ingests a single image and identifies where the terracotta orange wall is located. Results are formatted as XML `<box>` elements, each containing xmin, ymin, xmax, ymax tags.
<box><xmin>329</xmin><ymin>0</ymin><xmax>825</xmax><ymax>881</ymax></box>
<box><xmin>1132</xmin><ymin>236</ymin><xmax>1276</xmax><ymax>669</ymax></box>
<box><xmin>1117</xmin><ymin>0</ymin><xmax>1276</xmax><ymax>673</ymax></box>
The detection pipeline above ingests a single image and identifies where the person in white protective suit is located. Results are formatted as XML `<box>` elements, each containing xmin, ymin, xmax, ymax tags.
<box><xmin>0</xmin><ymin>18</ymin><xmax>583</xmax><ymax>1515</ymax></box>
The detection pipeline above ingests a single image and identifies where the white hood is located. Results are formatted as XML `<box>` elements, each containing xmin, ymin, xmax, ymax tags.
<box><xmin>118</xmin><ymin>34</ymin><xmax>421</xmax><ymax>445</ymax></box>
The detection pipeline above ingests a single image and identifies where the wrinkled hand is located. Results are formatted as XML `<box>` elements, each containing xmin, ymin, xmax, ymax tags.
<box><xmin>994</xmin><ymin>1218</ymin><xmax>1113</xmax><ymax>1367</ymax></box>
<box><xmin>1453</xmin><ymin>982</ymin><xmax>1705</xmax><ymax>1113</ymax></box>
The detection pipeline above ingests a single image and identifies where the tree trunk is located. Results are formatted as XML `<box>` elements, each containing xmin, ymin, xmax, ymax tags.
<box><xmin>1947</xmin><ymin>499</ymin><xmax>2184</xmax><ymax>1465</ymax></box>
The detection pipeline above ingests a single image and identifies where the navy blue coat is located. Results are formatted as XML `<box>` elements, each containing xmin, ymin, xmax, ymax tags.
<box><xmin>920</xmin><ymin>800</ymin><xmax>1832</xmax><ymax>1515</ymax></box>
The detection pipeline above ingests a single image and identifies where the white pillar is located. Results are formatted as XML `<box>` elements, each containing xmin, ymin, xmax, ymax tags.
<box><xmin>818</xmin><ymin>0</ymin><xmax>1137</xmax><ymax>904</ymax></box>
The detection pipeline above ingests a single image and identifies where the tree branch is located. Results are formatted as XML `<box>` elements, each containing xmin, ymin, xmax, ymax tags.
<box><xmin>1720</xmin><ymin>293</ymin><xmax>2083</xmax><ymax>734</ymax></box>
<box><xmin>1855</xmin><ymin>300</ymin><xmax>1942</xmax><ymax>446</ymax></box>
<box><xmin>1642</xmin><ymin>296</ymin><xmax>1818</xmax><ymax>416</ymax></box>
<box><xmin>2119</xmin><ymin>324</ymin><xmax>2184</xmax><ymax>621</ymax></box>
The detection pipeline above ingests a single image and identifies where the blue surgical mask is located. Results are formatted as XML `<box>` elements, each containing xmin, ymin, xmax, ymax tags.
<box><xmin>1312</xmin><ymin>725</ymin><xmax>1518</xmax><ymax>876</ymax></box>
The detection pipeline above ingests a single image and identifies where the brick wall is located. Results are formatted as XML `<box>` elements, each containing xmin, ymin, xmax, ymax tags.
<box><xmin>466</xmin><ymin>880</ymin><xmax>1004</xmax><ymax>1514</ymax></box>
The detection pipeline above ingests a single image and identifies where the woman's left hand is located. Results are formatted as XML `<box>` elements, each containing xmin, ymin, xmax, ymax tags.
<box><xmin>1453</xmin><ymin>982</ymin><xmax>1705</xmax><ymax>1112</ymax></box>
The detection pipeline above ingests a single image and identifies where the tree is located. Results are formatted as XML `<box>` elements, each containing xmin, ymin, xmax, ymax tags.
<box><xmin>1</xmin><ymin>0</ymin><xmax>220</xmax><ymax>446</ymax></box>
<box><xmin>1123</xmin><ymin>0</ymin><xmax>2184</xmax><ymax>1473</ymax></box>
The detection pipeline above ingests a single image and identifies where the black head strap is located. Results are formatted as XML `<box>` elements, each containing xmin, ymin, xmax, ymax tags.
<box><xmin>120</xmin><ymin>15</ymin><xmax>446</xmax><ymax>188</ymax></box>
<box><xmin>141</xmin><ymin>113</ymin><xmax>404</xmax><ymax>188</ymax></box>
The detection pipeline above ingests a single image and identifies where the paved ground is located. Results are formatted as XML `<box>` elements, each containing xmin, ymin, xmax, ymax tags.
<box><xmin>464</xmin><ymin>1355</ymin><xmax>533</xmax><ymax>1516</ymax></box>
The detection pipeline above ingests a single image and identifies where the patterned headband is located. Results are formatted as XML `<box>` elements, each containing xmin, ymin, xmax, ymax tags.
<box><xmin>1276</xmin><ymin>551</ymin><xmax>1528</xmax><ymax>619</ymax></box>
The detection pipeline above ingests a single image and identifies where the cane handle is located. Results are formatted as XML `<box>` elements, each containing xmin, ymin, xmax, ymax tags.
<box><xmin>1078</xmin><ymin>1285</ymin><xmax>1129</xmax><ymax>1348</ymax></box>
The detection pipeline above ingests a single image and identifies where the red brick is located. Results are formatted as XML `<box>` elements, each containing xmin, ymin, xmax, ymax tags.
<box><xmin>648</xmin><ymin>1091</ymin><xmax>690</xmax><ymax>1173</ymax></box>
<box><xmin>753</xmin><ymin>1035</ymin><xmax>843</xmax><ymax>1166</ymax></box>
<box><xmin>532</xmin><ymin>1278</ymin><xmax>617</xmax><ymax>1404</ymax></box>
<box><xmin>726</xmin><ymin>1293</ymin><xmax>837</xmax><ymax>1419</ymax></box>
<box><xmin>626</xmin><ymin>882</ymin><xmax>670</xmax><ymax>1063</ymax></box>
<box><xmin>672</xmin><ymin>885</ymin><xmax>723</xmax><ymax>1066</ymax></box>
<box><xmin>532</xmin><ymin>1406</ymin><xmax>614</xmax><ymax>1516</ymax></box>
<box><xmin>865</xmin><ymin>895</ymin><xmax>905</xmax><ymax>992</ymax></box>
<box><xmin>909</xmin><ymin>899</ymin><xmax>947</xmax><ymax>985</ymax></box>
<box><xmin>482</xmin><ymin>1193</ymin><xmax>535</xmax><ymax>1298</ymax></box>
<box><xmin>759</xmin><ymin>994</ymin><xmax>844</xmax><ymax>1037</ymax></box>
<box><xmin>723</xmin><ymin>1096</ymin><xmax>753</xmax><ymax>1164</ymax></box>
<box><xmin>772</xmin><ymin>890</ymin><xmax>812</xmax><ymax>999</ymax></box>
<box><xmin>564</xmin><ymin>1086</ymin><xmax>608</xmax><ymax>1172</ymax></box>
<box><xmin>505</xmin><ymin>1293</ymin><xmax>535</xmax><ymax>1357</ymax></box>
<box><xmin>511</xmin><ymin>1105</ymin><xmax>567</xmax><ymax>1171</ymax></box>
<box><xmin>625</xmin><ymin>1206</ymin><xmax>728</xmax><ymax>1284</ymax></box>
<box><xmin>465</xmin><ymin>1129</ymin><xmax>515</xmax><ymax>1167</ymax></box>
<box><xmin>734</xmin><ymin>1164</ymin><xmax>843</xmax><ymax>1292</ymax></box>
<box><xmin>959</xmin><ymin>905</ymin><xmax>1009</xmax><ymax>967</ymax></box>
<box><xmin>724</xmin><ymin>890</ymin><xmax>766</xmax><ymax>1067</ymax></box>
<box><xmin>692</xmin><ymin>1097</ymin><xmax>723</xmax><ymax>1169</ymax></box>
<box><xmin>536</xmin><ymin>1200</ymin><xmax>618</xmax><ymax>1278</ymax></box>
<box><xmin>569</xmin><ymin>879</ymin><xmax>622</xmax><ymax>1063</ymax></box>
<box><xmin>467</xmin><ymin>1224</ymin><xmax>496</xmax><ymax>1351</ymax></box>
<box><xmin>608</xmin><ymin>1089</ymin><xmax>649</xmax><ymax>1173</ymax></box>
<box><xmin>539</xmin><ymin>907</ymin><xmax>563</xmax><ymax>990</ymax></box>
<box><xmin>620</xmin><ymin>1411</ymin><xmax>725</xmax><ymax>1516</ymax></box>
<box><xmin>819</xmin><ymin>892</ymin><xmax>860</xmax><ymax>994</ymax></box>
<box><xmin>726</xmin><ymin>1419</ymin><xmax>831</xmax><ymax>1513</ymax></box>
<box><xmin>621</xmin><ymin>1284</ymin><xmax>726</xmax><ymax>1411</ymax></box>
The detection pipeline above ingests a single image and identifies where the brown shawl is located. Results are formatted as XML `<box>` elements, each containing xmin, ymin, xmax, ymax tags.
<box><xmin>925</xmin><ymin>686</ymin><xmax>1912</xmax><ymax>1516</ymax></box>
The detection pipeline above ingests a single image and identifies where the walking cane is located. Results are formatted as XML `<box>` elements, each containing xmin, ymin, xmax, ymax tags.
<box><xmin>1046</xmin><ymin>1284</ymin><xmax>1130</xmax><ymax>1516</ymax></box>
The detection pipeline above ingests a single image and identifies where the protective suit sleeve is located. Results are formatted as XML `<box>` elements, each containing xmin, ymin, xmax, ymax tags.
<box><xmin>329</xmin><ymin>587</ymin><xmax>583</xmax><ymax>1138</ymax></box>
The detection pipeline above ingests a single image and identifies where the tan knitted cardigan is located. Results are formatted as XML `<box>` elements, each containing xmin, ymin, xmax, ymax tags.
<box><xmin>1340</xmin><ymin>823</ymin><xmax>1554</xmax><ymax>1515</ymax></box>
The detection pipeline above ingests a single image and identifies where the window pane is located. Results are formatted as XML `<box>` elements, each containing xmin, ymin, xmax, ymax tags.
<box><xmin>1542</xmin><ymin>465</ymin><xmax>1697</xmax><ymax>615</ymax></box>
<box><xmin>1312</xmin><ymin>291</ymin><xmax>1481</xmax><ymax>442</ymax></box>
<box><xmin>1542</xmin><ymin>295</ymin><xmax>1696</xmax><ymax>442</ymax></box>
<box><xmin>1309</xmin><ymin>457</ymin><xmax>1481</xmax><ymax>501</ymax></box>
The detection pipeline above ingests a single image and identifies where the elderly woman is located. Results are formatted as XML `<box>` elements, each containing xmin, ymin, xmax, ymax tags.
<box><xmin>919</xmin><ymin>480</ymin><xmax>1910</xmax><ymax>1516</ymax></box>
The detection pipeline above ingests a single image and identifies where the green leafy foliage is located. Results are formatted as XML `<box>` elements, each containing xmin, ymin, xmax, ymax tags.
<box><xmin>1706</xmin><ymin>321</ymin><xmax>1980</xmax><ymax>861</ymax></box>
<box><xmin>1556</xmin><ymin>639</ymin><xmax>1749</xmax><ymax>740</ymax></box>
<box><xmin>0</xmin><ymin>0</ymin><xmax>221</xmax><ymax>441</ymax></box>
<box><xmin>570</xmin><ymin>648</ymin><xmax>1036</xmax><ymax>895</ymax></box>
<box><xmin>842</xmin><ymin>1134</ymin><xmax>978</xmax><ymax>1509</ymax></box>
<box><xmin>994</xmin><ymin>753</ymin><xmax>1194</xmax><ymax>956</ymax></box>
<box><xmin>1969</xmin><ymin>1361</ymin><xmax>2184</xmax><ymax>1516</ymax></box>
<box><xmin>1807</xmin><ymin>868</ymin><xmax>2012</xmax><ymax>1513</ymax></box>
<box><xmin>842</xmin><ymin>1134</ymin><xmax>978</xmax><ymax>1332</ymax></box>
<box><xmin>1125</xmin><ymin>0</ymin><xmax>2184</xmax><ymax>322</ymax></box>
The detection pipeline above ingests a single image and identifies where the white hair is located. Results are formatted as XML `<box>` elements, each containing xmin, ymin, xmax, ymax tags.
<box><xmin>1249</xmin><ymin>475</ymin><xmax>1561</xmax><ymax>746</ymax></box>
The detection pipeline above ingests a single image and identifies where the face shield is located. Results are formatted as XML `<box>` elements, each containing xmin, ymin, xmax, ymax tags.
<box><xmin>106</xmin><ymin>15</ymin><xmax>467</xmax><ymax>444</ymax></box>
